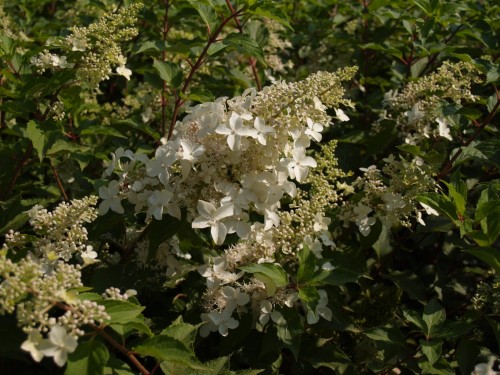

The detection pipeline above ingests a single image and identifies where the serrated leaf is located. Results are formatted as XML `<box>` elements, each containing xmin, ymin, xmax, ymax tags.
<box><xmin>420</xmin><ymin>339</ymin><xmax>442</xmax><ymax>366</ymax></box>
<box><xmin>247</xmin><ymin>3</ymin><xmax>292</xmax><ymax>30</ymax></box>
<box><xmin>134</xmin><ymin>336</ymin><xmax>207</xmax><ymax>370</ymax></box>
<box><xmin>110</xmin><ymin>318</ymin><xmax>153</xmax><ymax>337</ymax></box>
<box><xmin>416</xmin><ymin>193</ymin><xmax>457</xmax><ymax>222</ymax></box>
<box><xmin>181</xmin><ymin>88</ymin><xmax>214</xmax><ymax>103</ymax></box>
<box><xmin>66</xmin><ymin>340</ymin><xmax>109</xmax><ymax>375</ymax></box>
<box><xmin>364</xmin><ymin>326</ymin><xmax>406</xmax><ymax>346</ymax></box>
<box><xmin>402</xmin><ymin>308</ymin><xmax>426</xmax><ymax>331</ymax></box>
<box><xmin>207</xmin><ymin>41</ymin><xmax>228</xmax><ymax>56</ymax></box>
<box><xmin>223</xmin><ymin>34</ymin><xmax>266</xmax><ymax>66</ymax></box>
<box><xmin>26</xmin><ymin>120</ymin><xmax>45</xmax><ymax>161</ymax></box>
<box><xmin>187</xmin><ymin>0</ymin><xmax>218</xmax><ymax>31</ymax></box>
<box><xmin>153</xmin><ymin>59</ymin><xmax>183</xmax><ymax>88</ymax></box>
<box><xmin>103</xmin><ymin>357</ymin><xmax>134</xmax><ymax>375</ymax></box>
<box><xmin>99</xmin><ymin>300</ymin><xmax>144</xmax><ymax>325</ymax></box>
<box><xmin>464</xmin><ymin>247</ymin><xmax>500</xmax><ymax>273</ymax></box>
<box><xmin>80</xmin><ymin>125</ymin><xmax>127</xmax><ymax>139</ymax></box>
<box><xmin>46</xmin><ymin>140</ymin><xmax>91</xmax><ymax>156</ymax></box>
<box><xmin>297</xmin><ymin>244</ymin><xmax>316</xmax><ymax>284</ymax></box>
<box><xmin>423</xmin><ymin>300</ymin><xmax>446</xmax><ymax>339</ymax></box>
<box><xmin>115</xmin><ymin>119</ymin><xmax>160</xmax><ymax>140</ymax></box>
<box><xmin>239</xmin><ymin>263</ymin><xmax>288</xmax><ymax>288</ymax></box>
<box><xmin>160</xmin><ymin>316</ymin><xmax>201</xmax><ymax>350</ymax></box>
<box><xmin>298</xmin><ymin>285</ymin><xmax>319</xmax><ymax>313</ymax></box>
<box><xmin>134</xmin><ymin>40</ymin><xmax>169</xmax><ymax>55</ymax></box>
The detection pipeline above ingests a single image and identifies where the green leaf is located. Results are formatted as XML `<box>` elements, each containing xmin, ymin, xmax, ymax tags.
<box><xmin>46</xmin><ymin>140</ymin><xmax>90</xmax><ymax>156</ymax></box>
<box><xmin>247</xmin><ymin>3</ymin><xmax>293</xmax><ymax>30</ymax></box>
<box><xmin>103</xmin><ymin>357</ymin><xmax>134</xmax><ymax>375</ymax></box>
<box><xmin>134</xmin><ymin>336</ymin><xmax>207</xmax><ymax>370</ymax></box>
<box><xmin>26</xmin><ymin>120</ymin><xmax>45</xmax><ymax>161</ymax></box>
<box><xmin>160</xmin><ymin>316</ymin><xmax>201</xmax><ymax>350</ymax></box>
<box><xmin>402</xmin><ymin>308</ymin><xmax>426</xmax><ymax>331</ymax></box>
<box><xmin>187</xmin><ymin>0</ymin><xmax>218</xmax><ymax>31</ymax></box>
<box><xmin>464</xmin><ymin>247</ymin><xmax>500</xmax><ymax>273</ymax></box>
<box><xmin>115</xmin><ymin>119</ymin><xmax>160</xmax><ymax>140</ymax></box>
<box><xmin>181</xmin><ymin>88</ymin><xmax>215</xmax><ymax>103</ymax></box>
<box><xmin>134</xmin><ymin>40</ymin><xmax>170</xmax><ymax>55</ymax></box>
<box><xmin>239</xmin><ymin>263</ymin><xmax>288</xmax><ymax>288</ymax></box>
<box><xmin>442</xmin><ymin>179</ymin><xmax>467</xmax><ymax>216</ymax></box>
<box><xmin>100</xmin><ymin>300</ymin><xmax>145</xmax><ymax>325</ymax></box>
<box><xmin>420</xmin><ymin>339</ymin><xmax>442</xmax><ymax>366</ymax></box>
<box><xmin>364</xmin><ymin>326</ymin><xmax>406</xmax><ymax>346</ymax></box>
<box><xmin>422</xmin><ymin>300</ymin><xmax>446</xmax><ymax>339</ymax></box>
<box><xmin>276</xmin><ymin>308</ymin><xmax>302</xmax><ymax>358</ymax></box>
<box><xmin>298</xmin><ymin>285</ymin><xmax>320</xmax><ymax>313</ymax></box>
<box><xmin>153</xmin><ymin>59</ymin><xmax>183</xmax><ymax>88</ymax></box>
<box><xmin>385</xmin><ymin>270</ymin><xmax>426</xmax><ymax>300</ymax></box>
<box><xmin>416</xmin><ymin>193</ymin><xmax>457</xmax><ymax>222</ymax></box>
<box><xmin>110</xmin><ymin>318</ymin><xmax>153</xmax><ymax>337</ymax></box>
<box><xmin>207</xmin><ymin>41</ymin><xmax>228</xmax><ymax>56</ymax></box>
<box><xmin>456</xmin><ymin>339</ymin><xmax>480</xmax><ymax>375</ymax></box>
<box><xmin>80</xmin><ymin>125</ymin><xmax>127</xmax><ymax>139</ymax></box>
<box><xmin>297</xmin><ymin>244</ymin><xmax>316</xmax><ymax>284</ymax></box>
<box><xmin>66</xmin><ymin>340</ymin><xmax>109</xmax><ymax>375</ymax></box>
<box><xmin>223</xmin><ymin>34</ymin><xmax>266</xmax><ymax>66</ymax></box>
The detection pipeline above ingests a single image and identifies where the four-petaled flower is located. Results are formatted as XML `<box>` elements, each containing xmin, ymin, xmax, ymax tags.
<box><xmin>192</xmin><ymin>200</ymin><xmax>234</xmax><ymax>245</ymax></box>
<box><xmin>253</xmin><ymin>117</ymin><xmax>275</xmax><ymax>145</ymax></box>
<box><xmin>216</xmin><ymin>112</ymin><xmax>257</xmax><ymax>151</ymax></box>
<box><xmin>282</xmin><ymin>147</ymin><xmax>317</xmax><ymax>183</ymax></box>
<box><xmin>147</xmin><ymin>189</ymin><xmax>173</xmax><ymax>220</ymax></box>
<box><xmin>99</xmin><ymin>180</ymin><xmax>124</xmax><ymax>215</ymax></box>
<box><xmin>38</xmin><ymin>326</ymin><xmax>78</xmax><ymax>367</ymax></box>
<box><xmin>21</xmin><ymin>331</ymin><xmax>44</xmax><ymax>363</ymax></box>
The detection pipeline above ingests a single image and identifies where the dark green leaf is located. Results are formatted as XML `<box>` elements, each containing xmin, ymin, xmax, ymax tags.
<box><xmin>134</xmin><ymin>336</ymin><xmax>207</xmax><ymax>370</ymax></box>
<box><xmin>223</xmin><ymin>34</ymin><xmax>266</xmax><ymax>66</ymax></box>
<box><xmin>66</xmin><ymin>340</ymin><xmax>109</xmax><ymax>375</ymax></box>
<box><xmin>423</xmin><ymin>300</ymin><xmax>446</xmax><ymax>339</ymax></box>
<box><xmin>297</xmin><ymin>244</ymin><xmax>316</xmax><ymax>284</ymax></box>
<box><xmin>420</xmin><ymin>339</ymin><xmax>442</xmax><ymax>365</ymax></box>
<box><xmin>26</xmin><ymin>120</ymin><xmax>45</xmax><ymax>161</ymax></box>
<box><xmin>464</xmin><ymin>247</ymin><xmax>500</xmax><ymax>273</ymax></box>
<box><xmin>247</xmin><ymin>3</ymin><xmax>292</xmax><ymax>30</ymax></box>
<box><xmin>100</xmin><ymin>300</ymin><xmax>145</xmax><ymax>325</ymax></box>
<box><xmin>153</xmin><ymin>59</ymin><xmax>183</xmax><ymax>88</ymax></box>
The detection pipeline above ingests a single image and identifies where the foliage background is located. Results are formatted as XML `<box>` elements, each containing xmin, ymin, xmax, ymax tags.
<box><xmin>0</xmin><ymin>0</ymin><xmax>499</xmax><ymax>374</ymax></box>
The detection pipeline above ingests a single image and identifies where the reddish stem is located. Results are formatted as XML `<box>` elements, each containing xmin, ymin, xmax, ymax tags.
<box><xmin>167</xmin><ymin>7</ymin><xmax>244</xmax><ymax>139</ymax></box>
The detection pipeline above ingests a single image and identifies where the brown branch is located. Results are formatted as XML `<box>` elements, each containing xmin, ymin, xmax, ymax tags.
<box><xmin>436</xmin><ymin>87</ymin><xmax>500</xmax><ymax>180</ymax></box>
<box><xmin>90</xmin><ymin>324</ymin><xmax>152</xmax><ymax>375</ymax></box>
<box><xmin>167</xmin><ymin>7</ymin><xmax>245</xmax><ymax>139</ymax></box>
<box><xmin>1</xmin><ymin>143</ymin><xmax>33</xmax><ymax>200</ymax></box>
<box><xmin>225</xmin><ymin>0</ymin><xmax>262</xmax><ymax>90</ymax></box>
<box><xmin>50</xmin><ymin>162</ymin><xmax>69</xmax><ymax>201</ymax></box>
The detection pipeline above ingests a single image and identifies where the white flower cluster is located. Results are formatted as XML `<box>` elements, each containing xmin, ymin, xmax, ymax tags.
<box><xmin>100</xmin><ymin>68</ymin><xmax>356</xmax><ymax>336</ymax></box>
<box><xmin>0</xmin><ymin>197</ymin><xmax>111</xmax><ymax>367</ymax></box>
<box><xmin>341</xmin><ymin>154</ymin><xmax>436</xmax><ymax>236</ymax></box>
<box><xmin>30</xmin><ymin>3</ymin><xmax>142</xmax><ymax>87</ymax></box>
<box><xmin>27</xmin><ymin>195</ymin><xmax>98</xmax><ymax>263</ymax></box>
<box><xmin>101</xmin><ymin>67</ymin><xmax>357</xmax><ymax>247</ymax></box>
<box><xmin>382</xmin><ymin>61</ymin><xmax>481</xmax><ymax>145</ymax></box>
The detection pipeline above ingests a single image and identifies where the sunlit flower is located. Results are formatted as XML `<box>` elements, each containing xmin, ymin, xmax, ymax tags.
<box><xmin>38</xmin><ymin>326</ymin><xmax>78</xmax><ymax>367</ymax></box>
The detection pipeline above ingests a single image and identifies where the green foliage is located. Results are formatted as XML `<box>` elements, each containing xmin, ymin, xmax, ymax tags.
<box><xmin>1</xmin><ymin>0</ymin><xmax>500</xmax><ymax>374</ymax></box>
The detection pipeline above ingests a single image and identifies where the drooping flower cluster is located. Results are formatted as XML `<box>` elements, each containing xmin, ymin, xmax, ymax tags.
<box><xmin>30</xmin><ymin>3</ymin><xmax>143</xmax><ymax>87</ymax></box>
<box><xmin>381</xmin><ymin>61</ymin><xmax>481</xmax><ymax>145</ymax></box>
